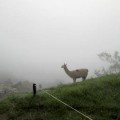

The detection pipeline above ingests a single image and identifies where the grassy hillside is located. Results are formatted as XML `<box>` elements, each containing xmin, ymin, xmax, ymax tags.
<box><xmin>0</xmin><ymin>74</ymin><xmax>120</xmax><ymax>120</ymax></box>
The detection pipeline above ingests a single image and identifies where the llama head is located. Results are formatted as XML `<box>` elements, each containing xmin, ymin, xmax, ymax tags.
<box><xmin>61</xmin><ymin>63</ymin><xmax>67</xmax><ymax>68</ymax></box>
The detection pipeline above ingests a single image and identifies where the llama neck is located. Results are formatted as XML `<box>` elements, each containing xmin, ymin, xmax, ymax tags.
<box><xmin>64</xmin><ymin>66</ymin><xmax>71</xmax><ymax>77</ymax></box>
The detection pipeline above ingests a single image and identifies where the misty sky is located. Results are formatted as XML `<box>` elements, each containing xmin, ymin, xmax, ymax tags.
<box><xmin>0</xmin><ymin>0</ymin><xmax>120</xmax><ymax>87</ymax></box>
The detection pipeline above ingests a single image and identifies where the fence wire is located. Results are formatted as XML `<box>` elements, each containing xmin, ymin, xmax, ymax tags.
<box><xmin>41</xmin><ymin>89</ymin><xmax>93</xmax><ymax>120</ymax></box>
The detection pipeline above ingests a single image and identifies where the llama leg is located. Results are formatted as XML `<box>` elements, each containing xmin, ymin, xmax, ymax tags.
<box><xmin>73</xmin><ymin>78</ymin><xmax>76</xmax><ymax>83</ymax></box>
<box><xmin>82</xmin><ymin>77</ymin><xmax>86</xmax><ymax>81</ymax></box>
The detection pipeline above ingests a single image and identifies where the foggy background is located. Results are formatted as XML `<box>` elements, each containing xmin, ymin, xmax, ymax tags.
<box><xmin>0</xmin><ymin>0</ymin><xmax>120</xmax><ymax>88</ymax></box>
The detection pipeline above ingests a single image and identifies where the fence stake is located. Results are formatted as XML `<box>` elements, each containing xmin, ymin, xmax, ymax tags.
<box><xmin>33</xmin><ymin>83</ymin><xmax>36</xmax><ymax>96</ymax></box>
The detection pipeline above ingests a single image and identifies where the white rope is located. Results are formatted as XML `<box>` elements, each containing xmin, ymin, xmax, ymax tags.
<box><xmin>41</xmin><ymin>89</ymin><xmax>93</xmax><ymax>120</ymax></box>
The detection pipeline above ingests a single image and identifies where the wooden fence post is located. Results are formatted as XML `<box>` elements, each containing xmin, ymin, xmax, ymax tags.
<box><xmin>33</xmin><ymin>83</ymin><xmax>36</xmax><ymax>96</ymax></box>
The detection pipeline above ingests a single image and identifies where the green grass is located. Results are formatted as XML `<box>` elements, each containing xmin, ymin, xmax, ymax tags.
<box><xmin>0</xmin><ymin>74</ymin><xmax>120</xmax><ymax>120</ymax></box>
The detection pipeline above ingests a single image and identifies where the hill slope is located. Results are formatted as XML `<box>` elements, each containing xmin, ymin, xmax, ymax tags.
<box><xmin>0</xmin><ymin>74</ymin><xmax>120</xmax><ymax>120</ymax></box>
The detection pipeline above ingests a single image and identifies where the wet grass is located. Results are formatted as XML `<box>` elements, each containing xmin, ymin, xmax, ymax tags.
<box><xmin>0</xmin><ymin>74</ymin><xmax>120</xmax><ymax>120</ymax></box>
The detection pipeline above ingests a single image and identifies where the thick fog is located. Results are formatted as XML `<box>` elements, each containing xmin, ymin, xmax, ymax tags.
<box><xmin>0</xmin><ymin>0</ymin><xmax>120</xmax><ymax>88</ymax></box>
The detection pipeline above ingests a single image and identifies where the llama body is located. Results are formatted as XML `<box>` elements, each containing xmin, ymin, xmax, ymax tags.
<box><xmin>61</xmin><ymin>64</ymin><xmax>88</xmax><ymax>83</ymax></box>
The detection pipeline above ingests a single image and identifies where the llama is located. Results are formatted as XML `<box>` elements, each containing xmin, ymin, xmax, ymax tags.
<box><xmin>61</xmin><ymin>64</ymin><xmax>88</xmax><ymax>83</ymax></box>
